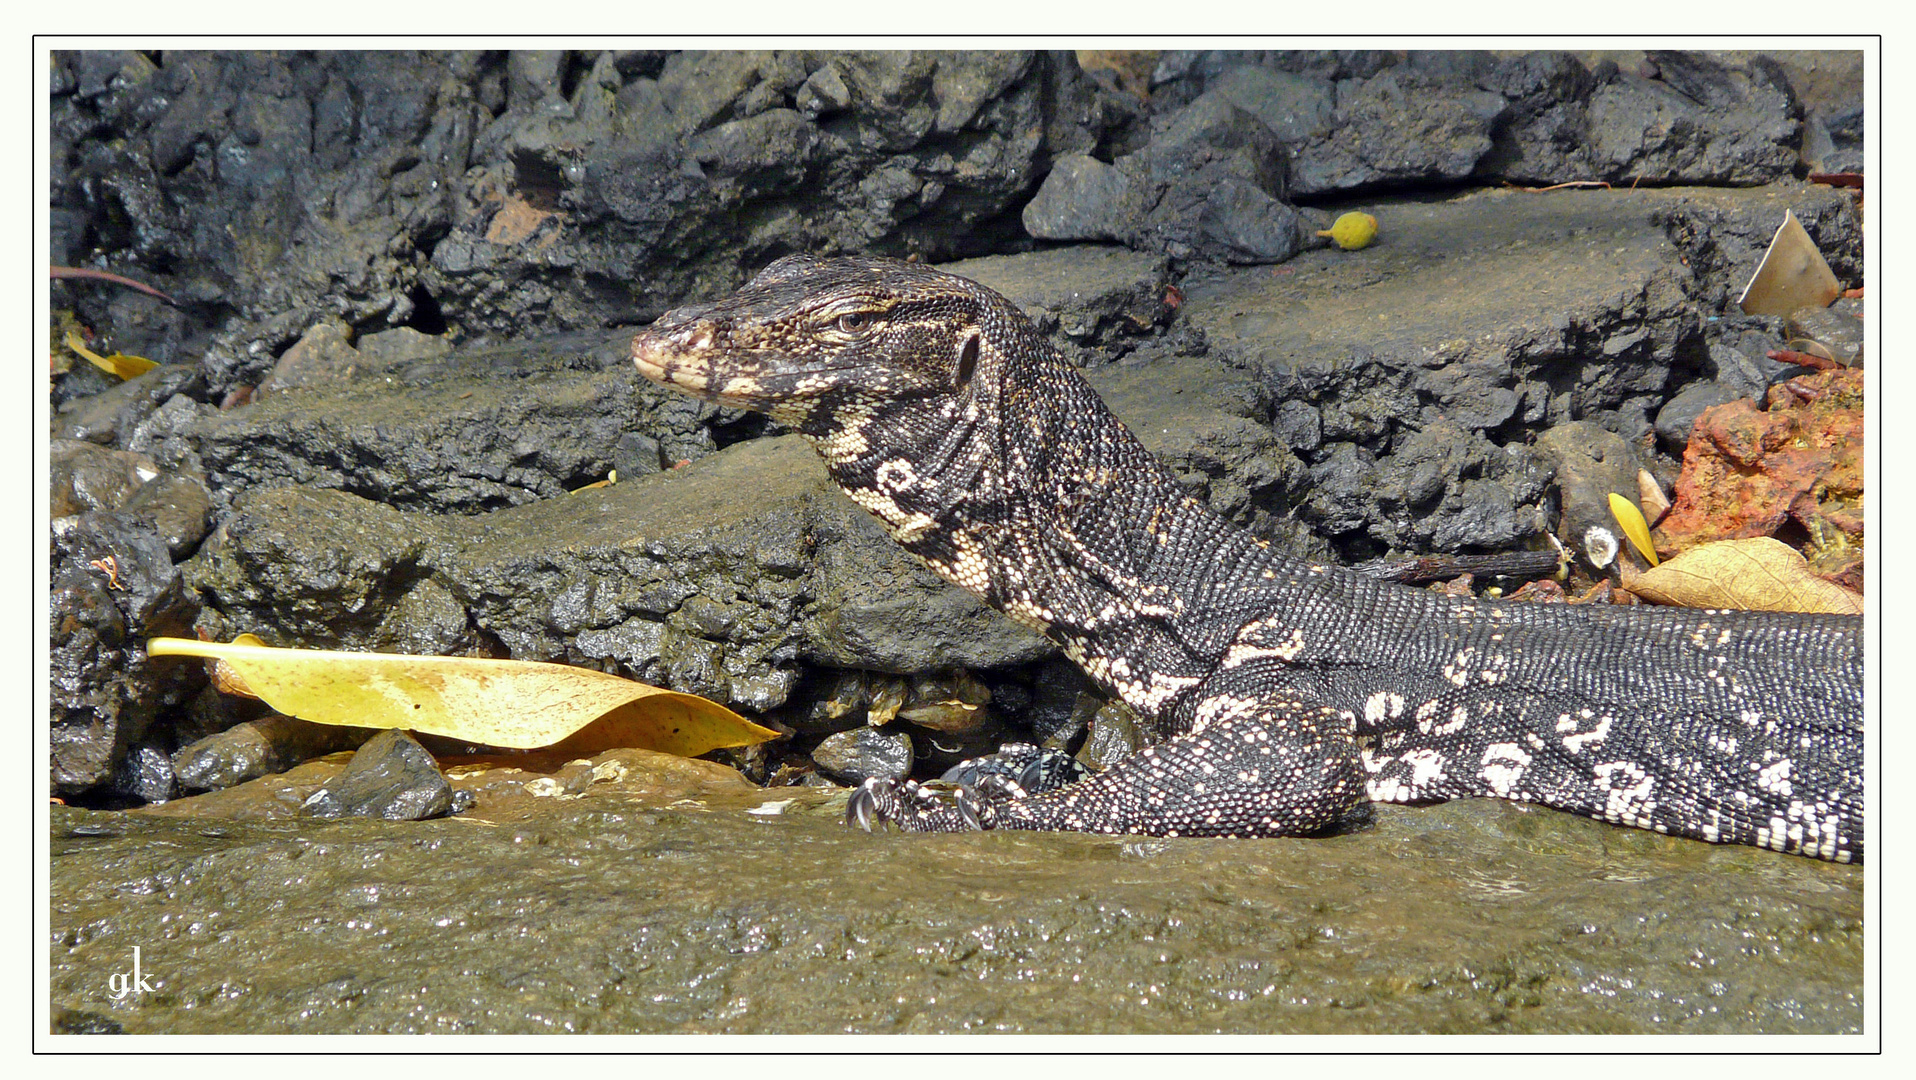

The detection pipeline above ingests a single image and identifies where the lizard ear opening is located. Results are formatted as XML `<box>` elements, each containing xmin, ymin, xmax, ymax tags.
<box><xmin>954</xmin><ymin>331</ymin><xmax>980</xmax><ymax>391</ymax></box>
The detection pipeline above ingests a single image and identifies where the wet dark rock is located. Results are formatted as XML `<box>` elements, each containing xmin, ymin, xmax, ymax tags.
<box><xmin>184</xmin><ymin>436</ymin><xmax>1053</xmax><ymax>715</ymax></box>
<box><xmin>175</xmin><ymin>681</ymin><xmax>272</xmax><ymax>748</ymax></box>
<box><xmin>110</xmin><ymin>741</ymin><xmax>178</xmax><ymax>805</ymax></box>
<box><xmin>49</xmin><ymin>440</ymin><xmax>162</xmax><ymax>517</ymax></box>
<box><xmin>429</xmin><ymin>50</ymin><xmax>1125</xmax><ymax>345</ymax></box>
<box><xmin>53</xmin><ymin>364</ymin><xmax>204</xmax><ymax>448</ymax></box>
<box><xmin>119</xmin><ymin>471</ymin><xmax>216</xmax><ymax>560</ymax></box>
<box><xmin>301</xmin><ymin>730</ymin><xmax>457</xmax><ymax>821</ymax></box>
<box><xmin>811</xmin><ymin>726</ymin><xmax>912</xmax><ymax>784</ymax></box>
<box><xmin>187</xmin><ymin>331</ymin><xmax>712</xmax><ymax>515</ymax></box>
<box><xmin>51</xmin><ymin>431</ymin><xmax>216</xmax><ymax>562</ymax></box>
<box><xmin>1018</xmin><ymin>658</ymin><xmax>1103</xmax><ymax>747</ymax></box>
<box><xmin>1025</xmin><ymin>91</ymin><xmax>1297</xmax><ymax>263</ymax></box>
<box><xmin>255</xmin><ymin>319</ymin><xmax>359</xmax><ymax>396</ymax></box>
<box><xmin>1655</xmin><ymin>380</ymin><xmax>1744</xmax><ymax>452</ymax></box>
<box><xmin>1182</xmin><ymin>187</ymin><xmax>1698</xmax><ymax>558</ymax></box>
<box><xmin>50</xmin><ymin>508</ymin><xmax>200</xmax><ymax>794</ymax></box>
<box><xmin>50</xmin><ymin>50</ymin><xmax>1134</xmax><ymax>394</ymax></box>
<box><xmin>183</xmin><ymin>487</ymin><xmax>472</xmax><ymax>656</ymax></box>
<box><xmin>171</xmin><ymin>714</ymin><xmax>367</xmax><ymax>793</ymax></box>
<box><xmin>54</xmin><ymin>772</ymin><xmax>1858</xmax><ymax>1033</ymax></box>
<box><xmin>1077</xmin><ymin>699</ymin><xmax>1144</xmax><ymax>773</ymax></box>
<box><xmin>1366</xmin><ymin>418</ymin><xmax>1551</xmax><ymax>554</ymax></box>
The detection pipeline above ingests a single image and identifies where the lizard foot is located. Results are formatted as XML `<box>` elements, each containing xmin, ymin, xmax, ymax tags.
<box><xmin>846</xmin><ymin>774</ymin><xmax>1027</xmax><ymax>833</ymax></box>
<box><xmin>941</xmin><ymin>742</ymin><xmax>1084</xmax><ymax>795</ymax></box>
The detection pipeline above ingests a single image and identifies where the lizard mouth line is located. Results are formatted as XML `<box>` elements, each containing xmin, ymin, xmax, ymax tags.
<box><xmin>632</xmin><ymin>336</ymin><xmax>728</xmax><ymax>400</ymax></box>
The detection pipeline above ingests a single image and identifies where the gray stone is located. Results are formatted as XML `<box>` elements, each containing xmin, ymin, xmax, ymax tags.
<box><xmin>1655</xmin><ymin>380</ymin><xmax>1743</xmax><ymax>452</ymax></box>
<box><xmin>1286</xmin><ymin>66</ymin><xmax>1506</xmax><ymax>195</ymax></box>
<box><xmin>1020</xmin><ymin>155</ymin><xmax>1139</xmax><ymax>244</ymax></box>
<box><xmin>812</xmin><ymin>726</ymin><xmax>912</xmax><ymax>784</ymax></box>
<box><xmin>1786</xmin><ymin>304</ymin><xmax>1864</xmax><ymax>366</ymax></box>
<box><xmin>53</xmin><ymin>364</ymin><xmax>204</xmax><ymax>448</ymax></box>
<box><xmin>1204</xmin><ymin>64</ymin><xmax>1335</xmax><ymax>145</ymax></box>
<box><xmin>172</xmin><ymin>715</ymin><xmax>365</xmax><ymax>793</ymax></box>
<box><xmin>301</xmin><ymin>730</ymin><xmax>456</xmax><ymax>821</ymax></box>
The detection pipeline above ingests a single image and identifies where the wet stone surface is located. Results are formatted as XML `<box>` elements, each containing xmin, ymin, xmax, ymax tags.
<box><xmin>49</xmin><ymin>760</ymin><xmax>1861</xmax><ymax>1034</ymax></box>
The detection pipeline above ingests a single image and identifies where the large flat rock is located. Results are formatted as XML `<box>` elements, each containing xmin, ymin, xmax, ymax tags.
<box><xmin>48</xmin><ymin>770</ymin><xmax>1861</xmax><ymax>1034</ymax></box>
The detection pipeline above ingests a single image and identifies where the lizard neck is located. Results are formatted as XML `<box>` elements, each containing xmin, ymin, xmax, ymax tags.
<box><xmin>810</xmin><ymin>330</ymin><xmax>1251</xmax><ymax>720</ymax></box>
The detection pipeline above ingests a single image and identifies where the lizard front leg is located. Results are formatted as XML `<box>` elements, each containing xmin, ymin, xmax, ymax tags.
<box><xmin>849</xmin><ymin>676</ymin><xmax>1367</xmax><ymax>838</ymax></box>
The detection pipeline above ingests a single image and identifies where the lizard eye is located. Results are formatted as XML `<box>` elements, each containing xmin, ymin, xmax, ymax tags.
<box><xmin>835</xmin><ymin>311</ymin><xmax>874</xmax><ymax>333</ymax></box>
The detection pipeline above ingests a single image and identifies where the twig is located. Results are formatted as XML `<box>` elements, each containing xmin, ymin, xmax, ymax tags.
<box><xmin>1354</xmin><ymin>549</ymin><xmax>1565</xmax><ymax>586</ymax></box>
<box><xmin>1503</xmin><ymin>180</ymin><xmax>1613</xmax><ymax>193</ymax></box>
<box><xmin>50</xmin><ymin>266</ymin><xmax>178</xmax><ymax>306</ymax></box>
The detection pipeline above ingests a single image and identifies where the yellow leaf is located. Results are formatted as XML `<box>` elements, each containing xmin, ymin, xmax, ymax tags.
<box><xmin>64</xmin><ymin>330</ymin><xmax>158</xmax><ymax>380</ymax></box>
<box><xmin>146</xmin><ymin>637</ymin><xmax>780</xmax><ymax>755</ymax></box>
<box><xmin>1608</xmin><ymin>492</ymin><xmax>1660</xmax><ymax>567</ymax></box>
<box><xmin>1624</xmin><ymin>537</ymin><xmax>1863</xmax><ymax>615</ymax></box>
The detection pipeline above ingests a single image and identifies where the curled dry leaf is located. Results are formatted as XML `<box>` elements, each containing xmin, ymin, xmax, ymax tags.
<box><xmin>1624</xmin><ymin>537</ymin><xmax>1863</xmax><ymax>615</ymax></box>
<box><xmin>147</xmin><ymin>637</ymin><xmax>779</xmax><ymax>757</ymax></box>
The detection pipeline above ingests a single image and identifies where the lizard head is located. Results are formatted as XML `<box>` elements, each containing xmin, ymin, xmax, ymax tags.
<box><xmin>631</xmin><ymin>254</ymin><xmax>1004</xmax><ymax>432</ymax></box>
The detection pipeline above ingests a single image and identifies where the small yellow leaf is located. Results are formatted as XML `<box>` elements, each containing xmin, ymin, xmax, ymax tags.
<box><xmin>1625</xmin><ymin>537</ymin><xmax>1863</xmax><ymax>615</ymax></box>
<box><xmin>1608</xmin><ymin>492</ymin><xmax>1660</xmax><ymax>567</ymax></box>
<box><xmin>146</xmin><ymin>637</ymin><xmax>779</xmax><ymax>755</ymax></box>
<box><xmin>65</xmin><ymin>330</ymin><xmax>158</xmax><ymax>380</ymax></box>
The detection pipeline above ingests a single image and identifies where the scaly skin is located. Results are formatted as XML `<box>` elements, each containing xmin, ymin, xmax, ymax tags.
<box><xmin>632</xmin><ymin>255</ymin><xmax>1864</xmax><ymax>861</ymax></box>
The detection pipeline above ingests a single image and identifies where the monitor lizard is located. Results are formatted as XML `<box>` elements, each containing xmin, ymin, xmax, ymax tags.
<box><xmin>631</xmin><ymin>254</ymin><xmax>1864</xmax><ymax>862</ymax></box>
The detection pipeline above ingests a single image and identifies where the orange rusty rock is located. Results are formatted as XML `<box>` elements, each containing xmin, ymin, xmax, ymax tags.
<box><xmin>1653</xmin><ymin>368</ymin><xmax>1864</xmax><ymax>556</ymax></box>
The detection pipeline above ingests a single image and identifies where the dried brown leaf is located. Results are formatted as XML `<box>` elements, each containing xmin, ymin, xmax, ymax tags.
<box><xmin>1625</xmin><ymin>537</ymin><xmax>1863</xmax><ymax>615</ymax></box>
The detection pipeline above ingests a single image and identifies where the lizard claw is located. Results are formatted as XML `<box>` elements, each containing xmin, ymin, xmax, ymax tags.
<box><xmin>843</xmin><ymin>776</ymin><xmax>1006</xmax><ymax>833</ymax></box>
<box><xmin>847</xmin><ymin>778</ymin><xmax>883</xmax><ymax>832</ymax></box>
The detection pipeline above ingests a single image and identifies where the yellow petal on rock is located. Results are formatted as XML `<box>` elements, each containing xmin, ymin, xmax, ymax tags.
<box><xmin>1624</xmin><ymin>537</ymin><xmax>1863</xmax><ymax>615</ymax></box>
<box><xmin>1608</xmin><ymin>492</ymin><xmax>1660</xmax><ymax>567</ymax></box>
<box><xmin>146</xmin><ymin>637</ymin><xmax>779</xmax><ymax>754</ymax></box>
<box><xmin>65</xmin><ymin>330</ymin><xmax>158</xmax><ymax>380</ymax></box>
